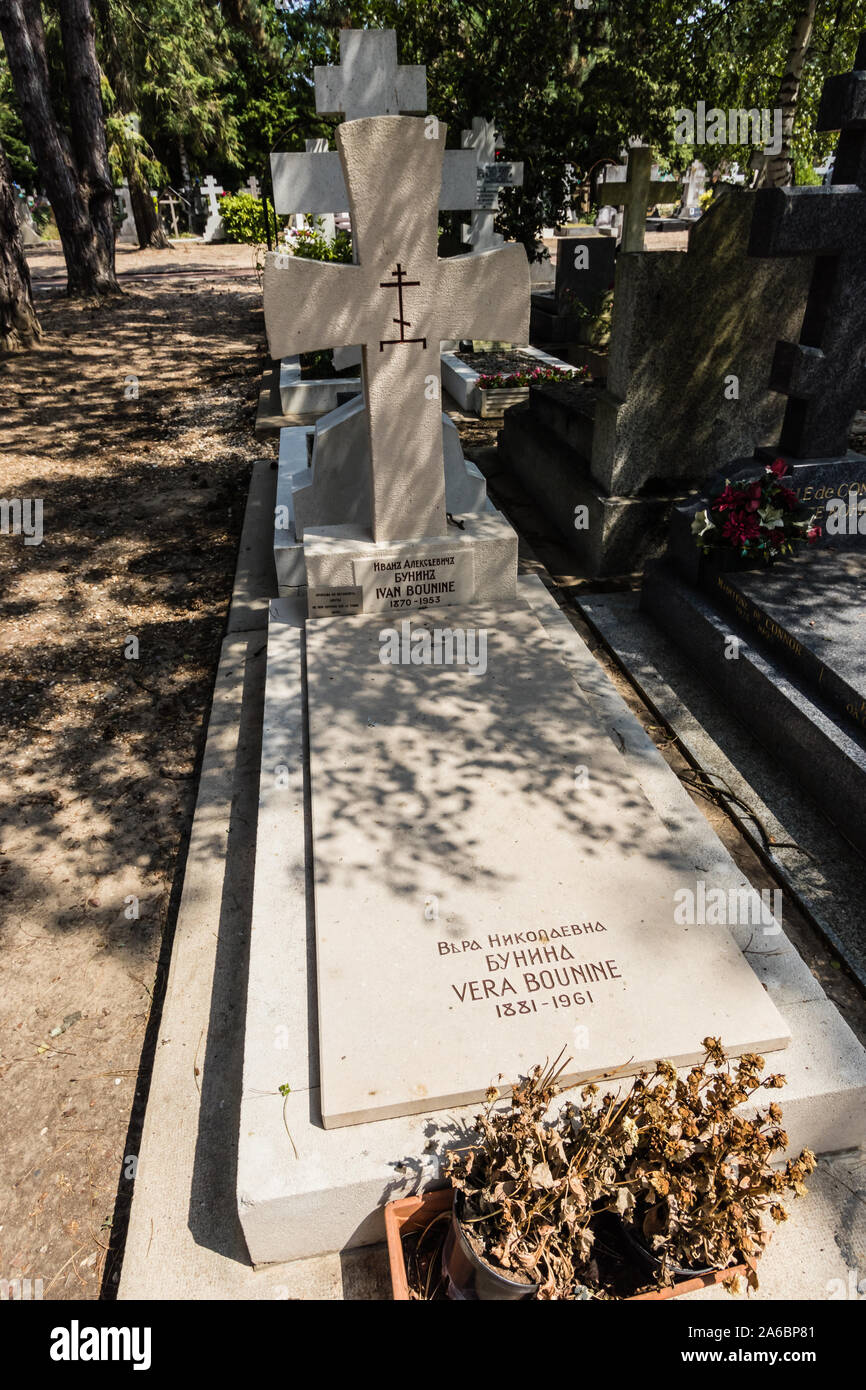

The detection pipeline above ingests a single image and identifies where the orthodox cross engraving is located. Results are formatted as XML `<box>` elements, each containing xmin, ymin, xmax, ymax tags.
<box><xmin>379</xmin><ymin>264</ymin><xmax>427</xmax><ymax>349</ymax></box>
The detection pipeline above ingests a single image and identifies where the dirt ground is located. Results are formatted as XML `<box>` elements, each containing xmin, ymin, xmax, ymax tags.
<box><xmin>0</xmin><ymin>242</ymin><xmax>270</xmax><ymax>1298</ymax></box>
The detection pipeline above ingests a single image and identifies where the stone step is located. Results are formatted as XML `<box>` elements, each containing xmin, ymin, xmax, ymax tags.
<box><xmin>497</xmin><ymin>404</ymin><xmax>680</xmax><ymax>577</ymax></box>
<box><xmin>702</xmin><ymin>549</ymin><xmax>866</xmax><ymax>736</ymax></box>
<box><xmin>641</xmin><ymin>562</ymin><xmax>866</xmax><ymax>855</ymax></box>
<box><xmin>526</xmin><ymin>379</ymin><xmax>598</xmax><ymax>457</ymax></box>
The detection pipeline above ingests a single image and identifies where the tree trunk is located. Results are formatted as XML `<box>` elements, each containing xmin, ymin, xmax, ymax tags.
<box><xmin>56</xmin><ymin>0</ymin><xmax>118</xmax><ymax>281</ymax></box>
<box><xmin>0</xmin><ymin>0</ymin><xmax>118</xmax><ymax>295</ymax></box>
<box><xmin>127</xmin><ymin>161</ymin><xmax>170</xmax><ymax>248</ymax></box>
<box><xmin>92</xmin><ymin>0</ymin><xmax>170</xmax><ymax>250</ymax></box>
<box><xmin>756</xmin><ymin>0</ymin><xmax>818</xmax><ymax>188</ymax></box>
<box><xmin>0</xmin><ymin>137</ymin><xmax>41</xmax><ymax>351</ymax></box>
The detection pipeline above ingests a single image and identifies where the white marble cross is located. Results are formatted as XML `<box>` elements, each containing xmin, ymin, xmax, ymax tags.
<box><xmin>271</xmin><ymin>32</ymin><xmax>476</xmax><ymax>218</ymax></box>
<box><xmin>200</xmin><ymin>175</ymin><xmax>225</xmax><ymax>243</ymax></box>
<box><xmin>244</xmin><ymin>175</ymin><xmax>262</xmax><ymax>200</ymax></box>
<box><xmin>460</xmin><ymin>117</ymin><xmax>524</xmax><ymax>252</ymax></box>
<box><xmin>597</xmin><ymin>147</ymin><xmax>680</xmax><ymax>252</ymax></box>
<box><xmin>264</xmin><ymin>117</ymin><xmax>528</xmax><ymax>542</ymax></box>
<box><xmin>201</xmin><ymin>175</ymin><xmax>224</xmax><ymax>215</ymax></box>
<box><xmin>314</xmin><ymin>29</ymin><xmax>426</xmax><ymax>120</ymax></box>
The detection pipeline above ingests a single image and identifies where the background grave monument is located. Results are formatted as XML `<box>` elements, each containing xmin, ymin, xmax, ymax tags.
<box><xmin>639</xmin><ymin>36</ymin><xmax>866</xmax><ymax>849</ymax></box>
<box><xmin>459</xmin><ymin>116</ymin><xmax>524</xmax><ymax>254</ymax></box>
<box><xmin>597</xmin><ymin>146</ymin><xmax>682</xmax><ymax>252</ymax></box>
<box><xmin>500</xmin><ymin>187</ymin><xmax>815</xmax><ymax>575</ymax></box>
<box><xmin>114</xmin><ymin>182</ymin><xmax>137</xmax><ymax>243</ymax></box>
<box><xmin>200</xmin><ymin>175</ymin><xmax>226</xmax><ymax>242</ymax></box>
<box><xmin>14</xmin><ymin>188</ymin><xmax>42</xmax><ymax>246</ymax></box>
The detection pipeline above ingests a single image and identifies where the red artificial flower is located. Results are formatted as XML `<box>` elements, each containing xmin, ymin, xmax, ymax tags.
<box><xmin>767</xmin><ymin>458</ymin><xmax>788</xmax><ymax>478</ymax></box>
<box><xmin>776</xmin><ymin>485</ymin><xmax>798</xmax><ymax>510</ymax></box>
<box><xmin>721</xmin><ymin>510</ymin><xmax>760</xmax><ymax>543</ymax></box>
<box><xmin>712</xmin><ymin>484</ymin><xmax>747</xmax><ymax>514</ymax></box>
<box><xmin>744</xmin><ymin>480</ymin><xmax>764</xmax><ymax>511</ymax></box>
<box><xmin>807</xmin><ymin>525</ymin><xmax>822</xmax><ymax>544</ymax></box>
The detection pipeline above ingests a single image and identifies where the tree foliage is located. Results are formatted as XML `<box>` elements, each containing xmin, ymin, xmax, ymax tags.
<box><xmin>2</xmin><ymin>0</ymin><xmax>862</xmax><ymax>252</ymax></box>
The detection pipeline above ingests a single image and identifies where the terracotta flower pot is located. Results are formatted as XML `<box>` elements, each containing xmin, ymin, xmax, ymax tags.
<box><xmin>384</xmin><ymin>1189</ymin><xmax>752</xmax><ymax>1301</ymax></box>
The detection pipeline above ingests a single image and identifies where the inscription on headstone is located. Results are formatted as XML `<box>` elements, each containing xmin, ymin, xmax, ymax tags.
<box><xmin>354</xmin><ymin>548</ymin><xmax>474</xmax><ymax>612</ymax></box>
<box><xmin>309</xmin><ymin>585</ymin><xmax>364</xmax><ymax>618</ymax></box>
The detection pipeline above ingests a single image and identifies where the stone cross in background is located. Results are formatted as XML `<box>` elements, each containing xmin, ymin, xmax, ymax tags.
<box><xmin>264</xmin><ymin>116</ymin><xmax>528</xmax><ymax>541</ymax></box>
<box><xmin>115</xmin><ymin>183</ymin><xmax>137</xmax><ymax>243</ymax></box>
<box><xmin>244</xmin><ymin>175</ymin><xmax>261</xmax><ymax>199</ymax></box>
<box><xmin>200</xmin><ymin>175</ymin><xmax>225</xmax><ymax>242</ymax></box>
<box><xmin>314</xmin><ymin>27</ymin><xmax>426</xmax><ymax>120</ymax></box>
<box><xmin>14</xmin><ymin>189</ymin><xmax>42</xmax><ymax>246</ymax></box>
<box><xmin>749</xmin><ymin>33</ymin><xmax>866</xmax><ymax>458</ymax></box>
<box><xmin>598</xmin><ymin>147</ymin><xmax>681</xmax><ymax>252</ymax></box>
<box><xmin>460</xmin><ymin>116</ymin><xmax>524</xmax><ymax>252</ymax></box>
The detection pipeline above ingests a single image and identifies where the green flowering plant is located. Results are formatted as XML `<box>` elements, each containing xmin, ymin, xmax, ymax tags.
<box><xmin>290</xmin><ymin>218</ymin><xmax>353</xmax><ymax>263</ymax></box>
<box><xmin>692</xmin><ymin>458</ymin><xmax>821</xmax><ymax>563</ymax></box>
<box><xmin>220</xmin><ymin>192</ymin><xmax>282</xmax><ymax>245</ymax></box>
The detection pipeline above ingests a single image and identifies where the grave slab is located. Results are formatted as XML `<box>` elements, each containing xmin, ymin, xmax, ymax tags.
<box><xmin>304</xmin><ymin>599</ymin><xmax>789</xmax><ymax>1129</ymax></box>
<box><xmin>440</xmin><ymin>344</ymin><xmax>575</xmax><ymax>415</ymax></box>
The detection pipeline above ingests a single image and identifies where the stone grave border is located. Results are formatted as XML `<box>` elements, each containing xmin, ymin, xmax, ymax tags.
<box><xmin>441</xmin><ymin>343</ymin><xmax>576</xmax><ymax>417</ymax></box>
<box><xmin>236</xmin><ymin>570</ymin><xmax>866</xmax><ymax>1265</ymax></box>
<box><xmin>278</xmin><ymin>354</ymin><xmax>362</xmax><ymax>417</ymax></box>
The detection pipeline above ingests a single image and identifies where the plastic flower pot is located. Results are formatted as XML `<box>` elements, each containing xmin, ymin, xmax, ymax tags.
<box><xmin>441</xmin><ymin>1192</ymin><xmax>539</xmax><ymax>1301</ymax></box>
<box><xmin>617</xmin><ymin>1215</ymin><xmax>718</xmax><ymax>1281</ymax></box>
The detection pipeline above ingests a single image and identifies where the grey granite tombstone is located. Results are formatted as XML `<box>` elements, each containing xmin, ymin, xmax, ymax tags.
<box><xmin>637</xmin><ymin>42</ymin><xmax>866</xmax><ymax>843</ymax></box>
<box><xmin>748</xmin><ymin>33</ymin><xmax>866</xmax><ymax>459</ymax></box>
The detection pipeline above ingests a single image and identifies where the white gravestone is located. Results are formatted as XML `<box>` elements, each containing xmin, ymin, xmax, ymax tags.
<box><xmin>288</xmin><ymin>140</ymin><xmax>337</xmax><ymax>242</ymax></box>
<box><xmin>264</xmin><ymin>115</ymin><xmax>529</xmax><ymax>544</ymax></box>
<box><xmin>116</xmin><ymin>182</ymin><xmax>137</xmax><ymax>243</ymax></box>
<box><xmin>244</xmin><ymin>175</ymin><xmax>262</xmax><ymax>200</ymax></box>
<box><xmin>260</xmin><ymin>116</ymin><xmax>790</xmax><ymax>1141</ymax></box>
<box><xmin>460</xmin><ymin>116</ymin><xmax>524</xmax><ymax>253</ymax></box>
<box><xmin>201</xmin><ymin>175</ymin><xmax>225</xmax><ymax>243</ymax></box>
<box><xmin>271</xmin><ymin>31</ymin><xmax>476</xmax><ymax>222</ymax></box>
<box><xmin>14</xmin><ymin>190</ymin><xmax>42</xmax><ymax>246</ymax></box>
